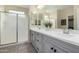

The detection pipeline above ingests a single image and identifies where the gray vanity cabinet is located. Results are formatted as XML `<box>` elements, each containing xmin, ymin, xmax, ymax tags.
<box><xmin>31</xmin><ymin>30</ymin><xmax>79</xmax><ymax>53</ymax></box>
<box><xmin>31</xmin><ymin>30</ymin><xmax>69</xmax><ymax>53</ymax></box>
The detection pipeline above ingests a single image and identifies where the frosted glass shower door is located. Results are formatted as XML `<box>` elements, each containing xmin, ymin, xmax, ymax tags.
<box><xmin>1</xmin><ymin>12</ymin><xmax>17</xmax><ymax>44</ymax></box>
<box><xmin>18</xmin><ymin>14</ymin><xmax>28</xmax><ymax>43</ymax></box>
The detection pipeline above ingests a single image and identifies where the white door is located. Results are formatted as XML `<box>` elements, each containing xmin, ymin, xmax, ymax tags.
<box><xmin>1</xmin><ymin>12</ymin><xmax>17</xmax><ymax>44</ymax></box>
<box><xmin>18</xmin><ymin>14</ymin><xmax>29</xmax><ymax>43</ymax></box>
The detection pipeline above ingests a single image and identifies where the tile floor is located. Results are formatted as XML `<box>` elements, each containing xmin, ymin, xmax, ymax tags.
<box><xmin>0</xmin><ymin>43</ymin><xmax>36</xmax><ymax>53</ymax></box>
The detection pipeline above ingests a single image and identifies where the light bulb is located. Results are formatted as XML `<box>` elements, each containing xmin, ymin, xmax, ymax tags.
<box><xmin>37</xmin><ymin>5</ymin><xmax>44</xmax><ymax>9</ymax></box>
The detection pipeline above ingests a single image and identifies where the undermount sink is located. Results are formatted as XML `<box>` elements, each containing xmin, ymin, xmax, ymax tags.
<box><xmin>62</xmin><ymin>34</ymin><xmax>74</xmax><ymax>38</ymax></box>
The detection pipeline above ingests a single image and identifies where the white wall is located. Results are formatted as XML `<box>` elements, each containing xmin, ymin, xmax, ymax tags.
<box><xmin>0</xmin><ymin>5</ymin><xmax>5</xmax><ymax>11</ymax></box>
<box><xmin>74</xmin><ymin>5</ymin><xmax>79</xmax><ymax>30</ymax></box>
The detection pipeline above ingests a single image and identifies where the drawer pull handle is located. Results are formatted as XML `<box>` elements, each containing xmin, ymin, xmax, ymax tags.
<box><xmin>37</xmin><ymin>40</ymin><xmax>39</xmax><ymax>42</ymax></box>
<box><xmin>37</xmin><ymin>48</ymin><xmax>39</xmax><ymax>51</ymax></box>
<box><xmin>54</xmin><ymin>49</ymin><xmax>57</xmax><ymax>53</ymax></box>
<box><xmin>51</xmin><ymin>47</ymin><xmax>54</xmax><ymax>50</ymax></box>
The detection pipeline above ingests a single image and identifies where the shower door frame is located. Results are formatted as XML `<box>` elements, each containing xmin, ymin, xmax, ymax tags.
<box><xmin>0</xmin><ymin>11</ymin><xmax>18</xmax><ymax>46</ymax></box>
<box><xmin>0</xmin><ymin>11</ymin><xmax>29</xmax><ymax>46</ymax></box>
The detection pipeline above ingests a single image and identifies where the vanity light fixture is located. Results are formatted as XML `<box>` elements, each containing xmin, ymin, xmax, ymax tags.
<box><xmin>9</xmin><ymin>10</ymin><xmax>25</xmax><ymax>14</ymax></box>
<box><xmin>32</xmin><ymin>11</ymin><xmax>37</xmax><ymax>14</ymax></box>
<box><xmin>37</xmin><ymin>5</ymin><xmax>44</xmax><ymax>9</ymax></box>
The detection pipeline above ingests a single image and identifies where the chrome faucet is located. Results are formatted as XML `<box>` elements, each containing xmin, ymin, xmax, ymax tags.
<box><xmin>63</xmin><ymin>29</ymin><xmax>69</xmax><ymax>34</ymax></box>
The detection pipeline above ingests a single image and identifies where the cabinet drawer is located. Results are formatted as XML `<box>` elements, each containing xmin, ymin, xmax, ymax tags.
<box><xmin>35</xmin><ymin>44</ymin><xmax>42</xmax><ymax>53</ymax></box>
<box><xmin>43</xmin><ymin>40</ymin><xmax>54</xmax><ymax>53</ymax></box>
<box><xmin>44</xmin><ymin>35</ymin><xmax>79</xmax><ymax>53</ymax></box>
<box><xmin>35</xmin><ymin>32</ymin><xmax>42</xmax><ymax>40</ymax></box>
<box><xmin>43</xmin><ymin>40</ymin><xmax>66</xmax><ymax>53</ymax></box>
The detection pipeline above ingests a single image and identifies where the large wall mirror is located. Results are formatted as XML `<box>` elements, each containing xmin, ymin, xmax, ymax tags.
<box><xmin>30</xmin><ymin>5</ymin><xmax>79</xmax><ymax>30</ymax></box>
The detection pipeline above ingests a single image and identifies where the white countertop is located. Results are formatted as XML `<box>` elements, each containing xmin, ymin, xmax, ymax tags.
<box><xmin>30</xmin><ymin>27</ymin><xmax>79</xmax><ymax>46</ymax></box>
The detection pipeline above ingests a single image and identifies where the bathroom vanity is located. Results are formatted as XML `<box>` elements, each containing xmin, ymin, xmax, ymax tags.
<box><xmin>30</xmin><ymin>27</ymin><xmax>79</xmax><ymax>53</ymax></box>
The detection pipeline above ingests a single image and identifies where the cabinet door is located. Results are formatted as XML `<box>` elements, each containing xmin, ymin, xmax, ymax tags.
<box><xmin>1</xmin><ymin>12</ymin><xmax>17</xmax><ymax>44</ymax></box>
<box><xmin>52</xmin><ymin>43</ymin><xmax>66</xmax><ymax>53</ymax></box>
<box><xmin>35</xmin><ymin>32</ymin><xmax>43</xmax><ymax>52</ymax></box>
<box><xmin>43</xmin><ymin>40</ymin><xmax>66</xmax><ymax>53</ymax></box>
<box><xmin>30</xmin><ymin>30</ymin><xmax>33</xmax><ymax>43</ymax></box>
<box><xmin>31</xmin><ymin>31</ymin><xmax>36</xmax><ymax>46</ymax></box>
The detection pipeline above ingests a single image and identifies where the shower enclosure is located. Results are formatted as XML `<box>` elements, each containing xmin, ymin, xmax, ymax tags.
<box><xmin>0</xmin><ymin>11</ymin><xmax>29</xmax><ymax>45</ymax></box>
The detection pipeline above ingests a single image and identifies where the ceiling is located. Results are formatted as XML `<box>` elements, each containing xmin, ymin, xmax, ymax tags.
<box><xmin>43</xmin><ymin>5</ymin><xmax>73</xmax><ymax>10</ymax></box>
<box><xmin>18</xmin><ymin>5</ymin><xmax>73</xmax><ymax>10</ymax></box>
<box><xmin>17</xmin><ymin>5</ymin><xmax>31</xmax><ymax>9</ymax></box>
